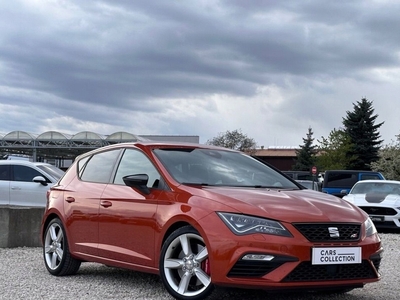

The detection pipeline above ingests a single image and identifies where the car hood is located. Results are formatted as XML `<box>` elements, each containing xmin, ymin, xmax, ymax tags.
<box><xmin>343</xmin><ymin>193</ymin><xmax>400</xmax><ymax>207</ymax></box>
<box><xmin>192</xmin><ymin>186</ymin><xmax>366</xmax><ymax>223</ymax></box>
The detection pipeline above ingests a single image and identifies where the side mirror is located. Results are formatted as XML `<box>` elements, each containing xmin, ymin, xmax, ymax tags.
<box><xmin>123</xmin><ymin>174</ymin><xmax>150</xmax><ymax>195</ymax></box>
<box><xmin>33</xmin><ymin>176</ymin><xmax>48</xmax><ymax>186</ymax></box>
<box><xmin>340</xmin><ymin>189</ymin><xmax>348</xmax><ymax>195</ymax></box>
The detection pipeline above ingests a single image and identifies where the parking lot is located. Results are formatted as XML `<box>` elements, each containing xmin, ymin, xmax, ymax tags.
<box><xmin>0</xmin><ymin>232</ymin><xmax>398</xmax><ymax>300</ymax></box>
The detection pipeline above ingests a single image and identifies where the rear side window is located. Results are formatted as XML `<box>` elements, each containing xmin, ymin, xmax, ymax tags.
<box><xmin>79</xmin><ymin>150</ymin><xmax>121</xmax><ymax>183</ymax></box>
<box><xmin>361</xmin><ymin>174</ymin><xmax>382</xmax><ymax>180</ymax></box>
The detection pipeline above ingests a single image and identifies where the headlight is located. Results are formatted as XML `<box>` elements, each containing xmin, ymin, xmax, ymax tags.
<box><xmin>217</xmin><ymin>212</ymin><xmax>292</xmax><ymax>237</ymax></box>
<box><xmin>365</xmin><ymin>217</ymin><xmax>377</xmax><ymax>237</ymax></box>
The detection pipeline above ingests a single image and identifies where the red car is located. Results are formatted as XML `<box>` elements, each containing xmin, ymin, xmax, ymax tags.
<box><xmin>41</xmin><ymin>142</ymin><xmax>382</xmax><ymax>300</ymax></box>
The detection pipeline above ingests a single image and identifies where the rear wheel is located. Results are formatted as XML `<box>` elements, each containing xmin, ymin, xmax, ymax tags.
<box><xmin>43</xmin><ymin>218</ymin><xmax>81</xmax><ymax>276</ymax></box>
<box><xmin>160</xmin><ymin>226</ymin><xmax>214</xmax><ymax>300</ymax></box>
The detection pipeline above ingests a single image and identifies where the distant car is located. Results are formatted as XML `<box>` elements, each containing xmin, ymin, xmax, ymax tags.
<box><xmin>296</xmin><ymin>180</ymin><xmax>320</xmax><ymax>191</ymax></box>
<box><xmin>41</xmin><ymin>142</ymin><xmax>382</xmax><ymax>300</ymax></box>
<box><xmin>322</xmin><ymin>170</ymin><xmax>385</xmax><ymax>197</ymax></box>
<box><xmin>342</xmin><ymin>180</ymin><xmax>400</xmax><ymax>229</ymax></box>
<box><xmin>0</xmin><ymin>160</ymin><xmax>64</xmax><ymax>207</ymax></box>
<box><xmin>282</xmin><ymin>170</ymin><xmax>313</xmax><ymax>180</ymax></box>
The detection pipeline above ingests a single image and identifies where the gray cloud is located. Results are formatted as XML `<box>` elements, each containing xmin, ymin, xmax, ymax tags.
<box><xmin>1</xmin><ymin>0</ymin><xmax>399</xmax><ymax>146</ymax></box>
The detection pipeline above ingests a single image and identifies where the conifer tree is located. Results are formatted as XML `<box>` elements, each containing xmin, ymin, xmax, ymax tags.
<box><xmin>342</xmin><ymin>98</ymin><xmax>383</xmax><ymax>170</ymax></box>
<box><xmin>293</xmin><ymin>127</ymin><xmax>317</xmax><ymax>171</ymax></box>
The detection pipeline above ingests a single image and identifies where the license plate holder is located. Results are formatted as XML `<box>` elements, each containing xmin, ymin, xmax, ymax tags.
<box><xmin>312</xmin><ymin>247</ymin><xmax>361</xmax><ymax>265</ymax></box>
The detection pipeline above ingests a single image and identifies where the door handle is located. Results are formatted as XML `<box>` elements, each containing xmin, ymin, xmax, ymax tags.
<box><xmin>100</xmin><ymin>200</ymin><xmax>112</xmax><ymax>208</ymax></box>
<box><xmin>65</xmin><ymin>196</ymin><xmax>75</xmax><ymax>203</ymax></box>
<box><xmin>11</xmin><ymin>186</ymin><xmax>21</xmax><ymax>190</ymax></box>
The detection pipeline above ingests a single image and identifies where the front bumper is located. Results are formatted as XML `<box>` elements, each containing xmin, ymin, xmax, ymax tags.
<box><xmin>198</xmin><ymin>214</ymin><xmax>382</xmax><ymax>290</ymax></box>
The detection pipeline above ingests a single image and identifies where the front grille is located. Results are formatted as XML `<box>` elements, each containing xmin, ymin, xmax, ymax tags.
<box><xmin>359</xmin><ymin>206</ymin><xmax>397</xmax><ymax>216</ymax></box>
<box><xmin>283</xmin><ymin>260</ymin><xmax>377</xmax><ymax>282</ymax></box>
<box><xmin>293</xmin><ymin>223</ymin><xmax>361</xmax><ymax>242</ymax></box>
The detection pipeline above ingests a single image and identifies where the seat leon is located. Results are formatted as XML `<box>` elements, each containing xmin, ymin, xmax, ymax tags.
<box><xmin>41</xmin><ymin>142</ymin><xmax>383</xmax><ymax>299</ymax></box>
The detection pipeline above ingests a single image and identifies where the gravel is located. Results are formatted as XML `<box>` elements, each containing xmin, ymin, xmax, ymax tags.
<box><xmin>0</xmin><ymin>233</ymin><xmax>399</xmax><ymax>300</ymax></box>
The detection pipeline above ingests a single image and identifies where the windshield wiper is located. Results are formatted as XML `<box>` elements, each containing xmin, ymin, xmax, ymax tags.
<box><xmin>181</xmin><ymin>182</ymin><xmax>210</xmax><ymax>186</ymax></box>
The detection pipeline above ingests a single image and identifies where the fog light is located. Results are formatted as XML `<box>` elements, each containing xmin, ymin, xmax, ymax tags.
<box><xmin>242</xmin><ymin>254</ymin><xmax>275</xmax><ymax>261</ymax></box>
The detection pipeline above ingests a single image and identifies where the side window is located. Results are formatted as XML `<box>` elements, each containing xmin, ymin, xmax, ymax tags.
<box><xmin>80</xmin><ymin>150</ymin><xmax>121</xmax><ymax>183</ymax></box>
<box><xmin>0</xmin><ymin>165</ymin><xmax>10</xmax><ymax>181</ymax></box>
<box><xmin>114</xmin><ymin>149</ymin><xmax>161</xmax><ymax>188</ymax></box>
<box><xmin>13</xmin><ymin>165</ymin><xmax>49</xmax><ymax>182</ymax></box>
<box><xmin>361</xmin><ymin>174</ymin><xmax>381</xmax><ymax>180</ymax></box>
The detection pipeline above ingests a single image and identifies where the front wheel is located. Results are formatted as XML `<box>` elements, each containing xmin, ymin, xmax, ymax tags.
<box><xmin>43</xmin><ymin>218</ymin><xmax>81</xmax><ymax>276</ymax></box>
<box><xmin>160</xmin><ymin>226</ymin><xmax>214</xmax><ymax>300</ymax></box>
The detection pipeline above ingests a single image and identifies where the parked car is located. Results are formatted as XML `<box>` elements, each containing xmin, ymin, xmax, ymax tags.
<box><xmin>282</xmin><ymin>170</ymin><xmax>313</xmax><ymax>180</ymax></box>
<box><xmin>322</xmin><ymin>170</ymin><xmax>385</xmax><ymax>197</ymax></box>
<box><xmin>41</xmin><ymin>142</ymin><xmax>382</xmax><ymax>300</ymax></box>
<box><xmin>295</xmin><ymin>179</ymin><xmax>321</xmax><ymax>191</ymax></box>
<box><xmin>342</xmin><ymin>180</ymin><xmax>400</xmax><ymax>229</ymax></box>
<box><xmin>0</xmin><ymin>160</ymin><xmax>64</xmax><ymax>207</ymax></box>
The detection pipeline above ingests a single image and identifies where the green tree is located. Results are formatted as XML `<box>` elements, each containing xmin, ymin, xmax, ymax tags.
<box><xmin>206</xmin><ymin>129</ymin><xmax>257</xmax><ymax>154</ymax></box>
<box><xmin>316</xmin><ymin>128</ymin><xmax>355</xmax><ymax>170</ymax></box>
<box><xmin>370</xmin><ymin>136</ymin><xmax>400</xmax><ymax>180</ymax></box>
<box><xmin>342</xmin><ymin>98</ymin><xmax>384</xmax><ymax>170</ymax></box>
<box><xmin>292</xmin><ymin>127</ymin><xmax>317</xmax><ymax>171</ymax></box>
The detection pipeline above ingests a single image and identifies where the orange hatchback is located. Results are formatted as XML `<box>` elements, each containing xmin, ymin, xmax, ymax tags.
<box><xmin>41</xmin><ymin>142</ymin><xmax>382</xmax><ymax>299</ymax></box>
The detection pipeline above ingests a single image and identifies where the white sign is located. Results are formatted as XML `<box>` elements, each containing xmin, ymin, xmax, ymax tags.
<box><xmin>312</xmin><ymin>247</ymin><xmax>361</xmax><ymax>265</ymax></box>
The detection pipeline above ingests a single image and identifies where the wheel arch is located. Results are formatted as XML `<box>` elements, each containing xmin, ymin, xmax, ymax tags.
<box><xmin>41</xmin><ymin>212</ymin><xmax>64</xmax><ymax>243</ymax></box>
<box><xmin>157</xmin><ymin>216</ymin><xmax>212</xmax><ymax>267</ymax></box>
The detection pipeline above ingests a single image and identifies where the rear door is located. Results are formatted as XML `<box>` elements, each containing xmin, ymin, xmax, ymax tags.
<box><xmin>63</xmin><ymin>150</ymin><xmax>122</xmax><ymax>257</ymax></box>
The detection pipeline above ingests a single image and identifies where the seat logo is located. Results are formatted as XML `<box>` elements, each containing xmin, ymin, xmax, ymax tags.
<box><xmin>328</xmin><ymin>227</ymin><xmax>340</xmax><ymax>238</ymax></box>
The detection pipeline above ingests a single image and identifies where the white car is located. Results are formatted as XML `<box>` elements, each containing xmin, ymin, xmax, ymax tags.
<box><xmin>0</xmin><ymin>160</ymin><xmax>64</xmax><ymax>207</ymax></box>
<box><xmin>342</xmin><ymin>179</ymin><xmax>400</xmax><ymax>229</ymax></box>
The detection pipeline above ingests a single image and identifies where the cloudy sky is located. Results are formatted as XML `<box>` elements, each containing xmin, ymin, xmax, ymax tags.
<box><xmin>1</xmin><ymin>0</ymin><xmax>399</xmax><ymax>147</ymax></box>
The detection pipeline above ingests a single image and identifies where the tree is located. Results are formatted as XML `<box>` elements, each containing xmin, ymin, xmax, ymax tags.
<box><xmin>370</xmin><ymin>136</ymin><xmax>400</xmax><ymax>180</ymax></box>
<box><xmin>206</xmin><ymin>129</ymin><xmax>257</xmax><ymax>154</ymax></box>
<box><xmin>292</xmin><ymin>127</ymin><xmax>317</xmax><ymax>171</ymax></box>
<box><xmin>342</xmin><ymin>98</ymin><xmax>384</xmax><ymax>170</ymax></box>
<box><xmin>316</xmin><ymin>128</ymin><xmax>355</xmax><ymax>170</ymax></box>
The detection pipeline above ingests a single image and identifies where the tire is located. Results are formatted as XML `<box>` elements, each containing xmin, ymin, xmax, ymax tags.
<box><xmin>160</xmin><ymin>226</ymin><xmax>214</xmax><ymax>300</ymax></box>
<box><xmin>43</xmin><ymin>218</ymin><xmax>81</xmax><ymax>276</ymax></box>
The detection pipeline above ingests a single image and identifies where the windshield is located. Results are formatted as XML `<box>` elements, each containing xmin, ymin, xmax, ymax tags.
<box><xmin>351</xmin><ymin>182</ymin><xmax>400</xmax><ymax>195</ymax></box>
<box><xmin>153</xmin><ymin>148</ymin><xmax>299</xmax><ymax>189</ymax></box>
<box><xmin>37</xmin><ymin>164</ymin><xmax>65</xmax><ymax>180</ymax></box>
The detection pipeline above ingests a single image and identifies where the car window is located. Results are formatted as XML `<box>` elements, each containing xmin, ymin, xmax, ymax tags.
<box><xmin>154</xmin><ymin>148</ymin><xmax>298</xmax><ymax>188</ymax></box>
<box><xmin>80</xmin><ymin>150</ymin><xmax>121</xmax><ymax>183</ymax></box>
<box><xmin>324</xmin><ymin>173</ymin><xmax>357</xmax><ymax>188</ymax></box>
<box><xmin>114</xmin><ymin>149</ymin><xmax>161</xmax><ymax>188</ymax></box>
<box><xmin>360</xmin><ymin>174</ymin><xmax>382</xmax><ymax>180</ymax></box>
<box><xmin>36</xmin><ymin>165</ymin><xmax>64</xmax><ymax>180</ymax></box>
<box><xmin>12</xmin><ymin>165</ymin><xmax>50</xmax><ymax>182</ymax></box>
<box><xmin>352</xmin><ymin>182</ymin><xmax>400</xmax><ymax>195</ymax></box>
<box><xmin>0</xmin><ymin>165</ymin><xmax>11</xmax><ymax>181</ymax></box>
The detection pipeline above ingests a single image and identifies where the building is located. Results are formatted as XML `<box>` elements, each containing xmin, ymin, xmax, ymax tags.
<box><xmin>1</xmin><ymin>130</ymin><xmax>301</xmax><ymax>171</ymax></box>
